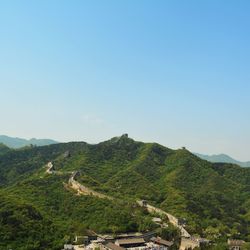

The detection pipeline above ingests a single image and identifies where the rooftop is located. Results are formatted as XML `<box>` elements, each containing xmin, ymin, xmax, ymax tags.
<box><xmin>151</xmin><ymin>237</ymin><xmax>173</xmax><ymax>247</ymax></box>
<box><xmin>104</xmin><ymin>242</ymin><xmax>126</xmax><ymax>250</ymax></box>
<box><xmin>116</xmin><ymin>232</ymin><xmax>143</xmax><ymax>238</ymax></box>
<box><xmin>228</xmin><ymin>239</ymin><xmax>245</xmax><ymax>246</ymax></box>
<box><xmin>116</xmin><ymin>238</ymin><xmax>145</xmax><ymax>245</ymax></box>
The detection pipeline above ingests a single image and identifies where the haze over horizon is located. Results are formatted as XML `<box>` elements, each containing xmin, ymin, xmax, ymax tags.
<box><xmin>1</xmin><ymin>1</ymin><xmax>250</xmax><ymax>161</ymax></box>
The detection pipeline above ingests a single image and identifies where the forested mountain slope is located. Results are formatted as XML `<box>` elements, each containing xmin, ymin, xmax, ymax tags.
<box><xmin>0</xmin><ymin>134</ymin><xmax>249</xmax><ymax>249</ymax></box>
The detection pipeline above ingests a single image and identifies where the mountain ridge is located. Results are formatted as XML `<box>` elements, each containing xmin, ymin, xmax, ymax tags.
<box><xmin>195</xmin><ymin>152</ymin><xmax>250</xmax><ymax>167</ymax></box>
<box><xmin>0</xmin><ymin>135</ymin><xmax>249</xmax><ymax>249</ymax></box>
<box><xmin>0</xmin><ymin>135</ymin><xmax>58</xmax><ymax>148</ymax></box>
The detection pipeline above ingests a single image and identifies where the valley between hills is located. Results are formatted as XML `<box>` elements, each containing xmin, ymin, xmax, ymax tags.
<box><xmin>0</xmin><ymin>134</ymin><xmax>249</xmax><ymax>250</ymax></box>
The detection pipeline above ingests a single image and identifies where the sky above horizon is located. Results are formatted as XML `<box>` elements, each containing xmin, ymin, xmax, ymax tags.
<box><xmin>0</xmin><ymin>1</ymin><xmax>249</xmax><ymax>161</ymax></box>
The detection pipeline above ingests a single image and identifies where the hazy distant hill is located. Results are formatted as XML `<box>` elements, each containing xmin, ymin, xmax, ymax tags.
<box><xmin>195</xmin><ymin>152</ymin><xmax>250</xmax><ymax>167</ymax></box>
<box><xmin>0</xmin><ymin>135</ymin><xmax>58</xmax><ymax>148</ymax></box>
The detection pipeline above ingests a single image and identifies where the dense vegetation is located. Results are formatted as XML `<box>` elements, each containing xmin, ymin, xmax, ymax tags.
<box><xmin>0</xmin><ymin>192</ymin><xmax>63</xmax><ymax>250</ymax></box>
<box><xmin>0</xmin><ymin>134</ymin><xmax>249</xmax><ymax>249</ymax></box>
<box><xmin>0</xmin><ymin>143</ymin><xmax>10</xmax><ymax>155</ymax></box>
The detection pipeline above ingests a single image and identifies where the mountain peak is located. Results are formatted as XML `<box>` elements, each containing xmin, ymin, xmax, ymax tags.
<box><xmin>121</xmin><ymin>133</ymin><xmax>129</xmax><ymax>138</ymax></box>
<box><xmin>108</xmin><ymin>134</ymin><xmax>131</xmax><ymax>143</ymax></box>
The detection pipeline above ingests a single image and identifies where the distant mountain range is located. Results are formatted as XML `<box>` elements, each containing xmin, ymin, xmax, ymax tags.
<box><xmin>0</xmin><ymin>135</ymin><xmax>58</xmax><ymax>148</ymax></box>
<box><xmin>195</xmin><ymin>152</ymin><xmax>250</xmax><ymax>167</ymax></box>
<box><xmin>1</xmin><ymin>135</ymin><xmax>249</xmax><ymax>168</ymax></box>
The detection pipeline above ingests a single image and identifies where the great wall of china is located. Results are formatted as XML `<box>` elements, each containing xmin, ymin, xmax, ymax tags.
<box><xmin>45</xmin><ymin>161</ymin><xmax>199</xmax><ymax>249</ymax></box>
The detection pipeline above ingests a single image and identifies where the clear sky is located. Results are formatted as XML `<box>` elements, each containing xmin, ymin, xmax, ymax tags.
<box><xmin>0</xmin><ymin>1</ymin><xmax>249</xmax><ymax>161</ymax></box>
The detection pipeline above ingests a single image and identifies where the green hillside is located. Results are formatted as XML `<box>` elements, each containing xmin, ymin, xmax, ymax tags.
<box><xmin>0</xmin><ymin>143</ymin><xmax>10</xmax><ymax>155</ymax></box>
<box><xmin>0</xmin><ymin>135</ymin><xmax>249</xmax><ymax>249</ymax></box>
<box><xmin>0</xmin><ymin>191</ymin><xmax>63</xmax><ymax>250</ymax></box>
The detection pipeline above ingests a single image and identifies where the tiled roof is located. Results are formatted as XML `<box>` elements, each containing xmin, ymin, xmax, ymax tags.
<box><xmin>105</xmin><ymin>242</ymin><xmax>125</xmax><ymax>250</ymax></box>
<box><xmin>151</xmin><ymin>237</ymin><xmax>173</xmax><ymax>247</ymax></box>
<box><xmin>116</xmin><ymin>238</ymin><xmax>145</xmax><ymax>245</ymax></box>
<box><xmin>228</xmin><ymin>239</ymin><xmax>245</xmax><ymax>246</ymax></box>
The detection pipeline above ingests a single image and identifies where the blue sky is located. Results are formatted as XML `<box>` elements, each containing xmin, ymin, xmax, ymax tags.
<box><xmin>0</xmin><ymin>1</ymin><xmax>249</xmax><ymax>160</ymax></box>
